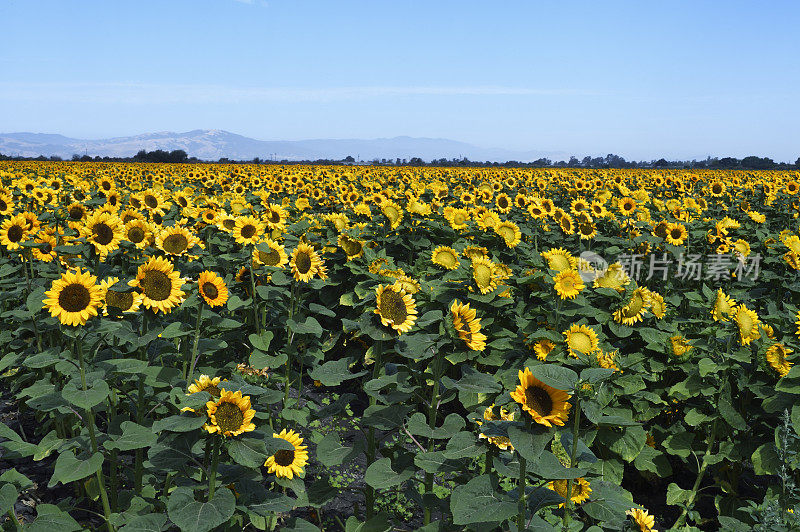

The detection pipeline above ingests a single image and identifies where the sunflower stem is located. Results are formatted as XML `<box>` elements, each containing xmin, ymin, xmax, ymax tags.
<box><xmin>673</xmin><ymin>418</ymin><xmax>718</xmax><ymax>529</ymax></box>
<box><xmin>187</xmin><ymin>302</ymin><xmax>204</xmax><ymax>384</ymax></box>
<box><xmin>283</xmin><ymin>281</ymin><xmax>297</xmax><ymax>409</ymax></box>
<box><xmin>76</xmin><ymin>335</ymin><xmax>115</xmax><ymax>532</ymax></box>
<box><xmin>249</xmin><ymin>246</ymin><xmax>259</xmax><ymax>331</ymax></box>
<box><xmin>365</xmin><ymin>339</ymin><xmax>382</xmax><ymax>520</ymax></box>
<box><xmin>7</xmin><ymin>508</ymin><xmax>21</xmax><ymax>532</ymax></box>
<box><xmin>21</xmin><ymin>250</ymin><xmax>43</xmax><ymax>352</ymax></box>
<box><xmin>423</xmin><ymin>348</ymin><xmax>443</xmax><ymax>525</ymax></box>
<box><xmin>518</xmin><ymin>414</ymin><xmax>531</xmax><ymax>531</ymax></box>
<box><xmin>562</xmin><ymin>395</ymin><xmax>581</xmax><ymax>531</ymax></box>
<box><xmin>207</xmin><ymin>436</ymin><xmax>222</xmax><ymax>501</ymax></box>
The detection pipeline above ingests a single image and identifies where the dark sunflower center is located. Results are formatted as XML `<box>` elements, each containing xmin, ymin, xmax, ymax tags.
<box><xmin>109</xmin><ymin>196</ymin><xmax>118</xmax><ymax>206</ymax></box>
<box><xmin>93</xmin><ymin>223</ymin><xmax>114</xmax><ymax>245</ymax></box>
<box><xmin>69</xmin><ymin>206</ymin><xmax>84</xmax><ymax>220</ymax></box>
<box><xmin>7</xmin><ymin>225</ymin><xmax>24</xmax><ymax>242</ymax></box>
<box><xmin>178</xmin><ymin>197</ymin><xmax>188</xmax><ymax>207</ymax></box>
<box><xmin>41</xmin><ymin>242</ymin><xmax>52</xmax><ymax>254</ymax></box>
<box><xmin>379</xmin><ymin>289</ymin><xmax>408</xmax><ymax>324</ymax></box>
<box><xmin>202</xmin><ymin>282</ymin><xmax>219</xmax><ymax>300</ymax></box>
<box><xmin>163</xmin><ymin>233</ymin><xmax>189</xmax><ymax>254</ymax></box>
<box><xmin>0</xmin><ymin>199</ymin><xmax>7</xmax><ymax>211</ymax></box>
<box><xmin>499</xmin><ymin>198</ymin><xmax>508</xmax><ymax>208</ymax></box>
<box><xmin>145</xmin><ymin>195</ymin><xmax>158</xmax><ymax>208</ymax></box>
<box><xmin>524</xmin><ymin>386</ymin><xmax>553</xmax><ymax>417</ymax></box>
<box><xmin>670</xmin><ymin>229</ymin><xmax>682</xmax><ymax>239</ymax></box>
<box><xmin>260</xmin><ymin>249</ymin><xmax>281</xmax><ymax>266</ymax></box>
<box><xmin>241</xmin><ymin>224</ymin><xmax>257</xmax><ymax>239</ymax></box>
<box><xmin>273</xmin><ymin>449</ymin><xmax>295</xmax><ymax>467</ymax></box>
<box><xmin>203</xmin><ymin>385</ymin><xmax>221</xmax><ymax>398</ymax></box>
<box><xmin>141</xmin><ymin>270</ymin><xmax>172</xmax><ymax>301</ymax></box>
<box><xmin>295</xmin><ymin>252</ymin><xmax>312</xmax><ymax>274</ymax></box>
<box><xmin>222</xmin><ymin>219</ymin><xmax>236</xmax><ymax>230</ymax></box>
<box><xmin>58</xmin><ymin>283</ymin><xmax>91</xmax><ymax>312</ymax></box>
<box><xmin>152</xmin><ymin>213</ymin><xmax>163</xmax><ymax>224</ymax></box>
<box><xmin>214</xmin><ymin>402</ymin><xmax>244</xmax><ymax>434</ymax></box>
<box><xmin>106</xmin><ymin>290</ymin><xmax>134</xmax><ymax>311</ymax></box>
<box><xmin>128</xmin><ymin>226</ymin><xmax>145</xmax><ymax>243</ymax></box>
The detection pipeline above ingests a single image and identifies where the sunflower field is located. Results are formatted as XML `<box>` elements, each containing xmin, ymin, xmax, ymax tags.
<box><xmin>0</xmin><ymin>161</ymin><xmax>799</xmax><ymax>531</ymax></box>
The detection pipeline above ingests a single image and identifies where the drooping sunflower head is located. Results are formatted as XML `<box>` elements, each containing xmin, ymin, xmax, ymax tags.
<box><xmin>613</xmin><ymin>287</ymin><xmax>652</xmax><ymax>325</ymax></box>
<box><xmin>337</xmin><ymin>234</ymin><xmax>365</xmax><ymax>261</ymax></box>
<box><xmin>471</xmin><ymin>256</ymin><xmax>498</xmax><ymax>295</ymax></box>
<box><xmin>374</xmin><ymin>283</ymin><xmax>418</xmax><ymax>334</ymax></box>
<box><xmin>380</xmin><ymin>201</ymin><xmax>403</xmax><ymax>229</ymax></box>
<box><xmin>495</xmin><ymin>220</ymin><xmax>521</xmax><ymax>248</ymax></box>
<box><xmin>198</xmin><ymin>271</ymin><xmax>229</xmax><ymax>307</ymax></box>
<box><xmin>670</xmin><ymin>334</ymin><xmax>693</xmax><ymax>357</ymax></box>
<box><xmin>532</xmin><ymin>339</ymin><xmax>555</xmax><ymax>361</ymax></box>
<box><xmin>733</xmin><ymin>304</ymin><xmax>760</xmax><ymax>346</ymax></box>
<box><xmin>264</xmin><ymin>429</ymin><xmax>309</xmax><ymax>479</ymax></box>
<box><xmin>462</xmin><ymin>245</ymin><xmax>488</xmax><ymax>261</ymax></box>
<box><xmin>553</xmin><ymin>270</ymin><xmax>585</xmax><ymax>300</ymax></box>
<box><xmin>510</xmin><ymin>367</ymin><xmax>572</xmax><ymax>427</ymax></box>
<box><xmin>204</xmin><ymin>389</ymin><xmax>256</xmax><ymax>437</ymax></box>
<box><xmin>626</xmin><ymin>508</ymin><xmax>657</xmax><ymax>532</ymax></box>
<box><xmin>450</xmin><ymin>299</ymin><xmax>487</xmax><ymax>351</ymax></box>
<box><xmin>432</xmin><ymin>246</ymin><xmax>459</xmax><ymax>270</ymax></box>
<box><xmin>43</xmin><ymin>268</ymin><xmax>104</xmax><ymax>326</ymax></box>
<box><xmin>188</xmin><ymin>375</ymin><xmax>225</xmax><ymax>398</ymax></box>
<box><xmin>593</xmin><ymin>263</ymin><xmax>630</xmax><ymax>292</ymax></box>
<box><xmin>563</xmin><ymin>323</ymin><xmax>600</xmax><ymax>356</ymax></box>
<box><xmin>548</xmin><ymin>477</ymin><xmax>592</xmax><ymax>507</ymax></box>
<box><xmin>766</xmin><ymin>344</ymin><xmax>793</xmax><ymax>377</ymax></box>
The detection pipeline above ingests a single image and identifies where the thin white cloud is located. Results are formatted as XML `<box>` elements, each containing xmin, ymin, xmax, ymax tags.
<box><xmin>0</xmin><ymin>82</ymin><xmax>599</xmax><ymax>105</ymax></box>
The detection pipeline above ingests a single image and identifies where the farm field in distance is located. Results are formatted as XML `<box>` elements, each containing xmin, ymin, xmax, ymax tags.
<box><xmin>0</xmin><ymin>161</ymin><xmax>798</xmax><ymax>531</ymax></box>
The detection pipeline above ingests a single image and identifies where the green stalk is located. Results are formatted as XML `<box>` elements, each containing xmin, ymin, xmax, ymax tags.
<box><xmin>673</xmin><ymin>419</ymin><xmax>717</xmax><ymax>529</ymax></box>
<box><xmin>207</xmin><ymin>436</ymin><xmax>222</xmax><ymax>501</ymax></box>
<box><xmin>365</xmin><ymin>340</ymin><xmax>383</xmax><ymax>520</ymax></box>
<box><xmin>7</xmin><ymin>509</ymin><xmax>21</xmax><ymax>532</ymax></box>
<box><xmin>423</xmin><ymin>349</ymin><xmax>443</xmax><ymax>526</ymax></box>
<box><xmin>283</xmin><ymin>282</ymin><xmax>297</xmax><ymax>409</ymax></box>
<box><xmin>21</xmin><ymin>251</ymin><xmax>42</xmax><ymax>352</ymax></box>
<box><xmin>76</xmin><ymin>336</ymin><xmax>115</xmax><ymax>532</ymax></box>
<box><xmin>186</xmin><ymin>303</ymin><xmax>204</xmax><ymax>384</ymax></box>
<box><xmin>249</xmin><ymin>247</ymin><xmax>259</xmax><ymax>331</ymax></box>
<box><xmin>518</xmin><ymin>415</ymin><xmax>533</xmax><ymax>531</ymax></box>
<box><xmin>562</xmin><ymin>396</ymin><xmax>581</xmax><ymax>531</ymax></box>
<box><xmin>134</xmin><ymin>345</ymin><xmax>147</xmax><ymax>494</ymax></box>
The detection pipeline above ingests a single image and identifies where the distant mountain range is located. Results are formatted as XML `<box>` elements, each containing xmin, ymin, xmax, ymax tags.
<box><xmin>0</xmin><ymin>130</ymin><xmax>567</xmax><ymax>162</ymax></box>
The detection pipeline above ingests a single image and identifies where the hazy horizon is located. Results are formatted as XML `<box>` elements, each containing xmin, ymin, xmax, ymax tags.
<box><xmin>2</xmin><ymin>1</ymin><xmax>799</xmax><ymax>161</ymax></box>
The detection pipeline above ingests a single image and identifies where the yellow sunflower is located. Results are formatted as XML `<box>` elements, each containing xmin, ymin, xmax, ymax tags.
<box><xmin>471</xmin><ymin>256</ymin><xmax>498</xmax><ymax>294</ymax></box>
<box><xmin>381</xmin><ymin>201</ymin><xmax>403</xmax><ymax>229</ymax></box>
<box><xmin>187</xmin><ymin>375</ymin><xmax>225</xmax><ymax>398</ymax></box>
<box><xmin>123</xmin><ymin>219</ymin><xmax>152</xmax><ymax>249</ymax></box>
<box><xmin>43</xmin><ymin>269</ymin><xmax>104</xmax><ymax>326</ymax></box>
<box><xmin>563</xmin><ymin>324</ymin><xmax>600</xmax><ymax>356</ymax></box>
<box><xmin>553</xmin><ymin>270</ymin><xmax>585</xmax><ymax>300</ymax></box>
<box><xmin>100</xmin><ymin>276</ymin><xmax>143</xmax><ymax>315</ymax></box>
<box><xmin>626</xmin><ymin>508</ymin><xmax>657</xmax><ymax>532</ymax></box>
<box><xmin>541</xmin><ymin>248</ymin><xmax>576</xmax><ymax>272</ymax></box>
<box><xmin>253</xmin><ymin>239</ymin><xmax>289</xmax><ymax>268</ymax></box>
<box><xmin>613</xmin><ymin>287</ymin><xmax>651</xmax><ymax>325</ymax></box>
<box><xmin>670</xmin><ymin>335</ymin><xmax>693</xmax><ymax>357</ymax></box>
<box><xmin>290</xmin><ymin>242</ymin><xmax>325</xmax><ymax>283</ymax></box>
<box><xmin>432</xmin><ymin>246</ymin><xmax>460</xmax><ymax>270</ymax></box>
<box><xmin>477</xmin><ymin>405</ymin><xmax>515</xmax><ymax>451</ymax></box>
<box><xmin>156</xmin><ymin>225</ymin><xmax>199</xmax><ymax>257</ymax></box>
<box><xmin>32</xmin><ymin>232</ymin><xmax>58</xmax><ymax>262</ymax></box>
<box><xmin>593</xmin><ymin>263</ymin><xmax>630</xmax><ymax>291</ymax></box>
<box><xmin>733</xmin><ymin>304</ymin><xmax>760</xmax><ymax>346</ymax></box>
<box><xmin>0</xmin><ymin>214</ymin><xmax>29</xmax><ymax>251</ymax></box>
<box><xmin>548</xmin><ymin>477</ymin><xmax>592</xmax><ymax>506</ymax></box>
<box><xmin>0</xmin><ymin>193</ymin><xmax>14</xmax><ymax>216</ymax></box>
<box><xmin>711</xmin><ymin>289</ymin><xmax>736</xmax><ymax>322</ymax></box>
<box><xmin>665</xmin><ymin>223</ymin><xmax>687</xmax><ymax>246</ymax></box>
<box><xmin>204</xmin><ymin>389</ymin><xmax>256</xmax><ymax>437</ymax></box>
<box><xmin>233</xmin><ymin>215</ymin><xmax>264</xmax><ymax>246</ymax></box>
<box><xmin>337</xmin><ymin>234</ymin><xmax>365</xmax><ymax>261</ymax></box>
<box><xmin>521</xmin><ymin>335</ymin><xmax>550</xmax><ymax>359</ymax></box>
<box><xmin>494</xmin><ymin>220</ymin><xmax>521</xmax><ymax>248</ymax></box>
<box><xmin>264</xmin><ymin>429</ymin><xmax>309</xmax><ymax>479</ymax></box>
<box><xmin>198</xmin><ymin>271</ymin><xmax>229</xmax><ymax>307</ymax></box>
<box><xmin>450</xmin><ymin>300</ymin><xmax>487</xmax><ymax>351</ymax></box>
<box><xmin>510</xmin><ymin>367</ymin><xmax>571</xmax><ymax>427</ymax></box>
<box><xmin>374</xmin><ymin>283</ymin><xmax>418</xmax><ymax>334</ymax></box>
<box><xmin>130</xmin><ymin>256</ymin><xmax>186</xmax><ymax>314</ymax></box>
<box><xmin>766</xmin><ymin>344</ymin><xmax>793</xmax><ymax>377</ymax></box>
<box><xmin>83</xmin><ymin>211</ymin><xmax>124</xmax><ymax>256</ymax></box>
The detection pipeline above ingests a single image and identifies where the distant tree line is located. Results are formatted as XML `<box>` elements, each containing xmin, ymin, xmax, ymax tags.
<box><xmin>1</xmin><ymin>149</ymin><xmax>798</xmax><ymax>169</ymax></box>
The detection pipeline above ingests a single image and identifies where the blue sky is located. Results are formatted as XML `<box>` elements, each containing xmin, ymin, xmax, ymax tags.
<box><xmin>1</xmin><ymin>0</ymin><xmax>799</xmax><ymax>161</ymax></box>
